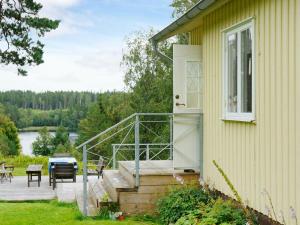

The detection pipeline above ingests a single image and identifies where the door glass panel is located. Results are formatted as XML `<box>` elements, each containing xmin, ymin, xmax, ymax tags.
<box><xmin>187</xmin><ymin>93</ymin><xmax>199</xmax><ymax>109</ymax></box>
<box><xmin>186</xmin><ymin>61</ymin><xmax>200</xmax><ymax>109</ymax></box>
<box><xmin>227</xmin><ymin>33</ymin><xmax>238</xmax><ymax>112</ymax></box>
<box><xmin>241</xmin><ymin>28</ymin><xmax>252</xmax><ymax>113</ymax></box>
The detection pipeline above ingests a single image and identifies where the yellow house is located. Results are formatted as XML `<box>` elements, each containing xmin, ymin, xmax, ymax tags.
<box><xmin>151</xmin><ymin>0</ymin><xmax>300</xmax><ymax>224</ymax></box>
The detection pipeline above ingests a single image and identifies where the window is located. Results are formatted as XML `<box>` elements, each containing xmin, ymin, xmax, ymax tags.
<box><xmin>186</xmin><ymin>60</ymin><xmax>202</xmax><ymax>109</ymax></box>
<box><xmin>223</xmin><ymin>20</ymin><xmax>255</xmax><ymax>121</ymax></box>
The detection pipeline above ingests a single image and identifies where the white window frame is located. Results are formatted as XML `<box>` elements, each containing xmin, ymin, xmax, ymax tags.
<box><xmin>222</xmin><ymin>19</ymin><xmax>255</xmax><ymax>122</ymax></box>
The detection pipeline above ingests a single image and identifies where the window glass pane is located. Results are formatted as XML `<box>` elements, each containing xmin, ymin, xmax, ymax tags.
<box><xmin>187</xmin><ymin>93</ymin><xmax>199</xmax><ymax>108</ymax></box>
<box><xmin>227</xmin><ymin>33</ymin><xmax>238</xmax><ymax>112</ymax></box>
<box><xmin>187</xmin><ymin>78</ymin><xmax>199</xmax><ymax>92</ymax></box>
<box><xmin>186</xmin><ymin>61</ymin><xmax>200</xmax><ymax>108</ymax></box>
<box><xmin>186</xmin><ymin>61</ymin><xmax>200</xmax><ymax>77</ymax></box>
<box><xmin>241</xmin><ymin>28</ymin><xmax>252</xmax><ymax>113</ymax></box>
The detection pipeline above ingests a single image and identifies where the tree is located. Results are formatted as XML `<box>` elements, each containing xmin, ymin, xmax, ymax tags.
<box><xmin>170</xmin><ymin>0</ymin><xmax>199</xmax><ymax>19</ymax></box>
<box><xmin>52</xmin><ymin>125</ymin><xmax>70</xmax><ymax>152</ymax></box>
<box><xmin>32</xmin><ymin>127</ymin><xmax>53</xmax><ymax>156</ymax></box>
<box><xmin>122</xmin><ymin>30</ymin><xmax>172</xmax><ymax>114</ymax></box>
<box><xmin>170</xmin><ymin>0</ymin><xmax>198</xmax><ymax>44</ymax></box>
<box><xmin>0</xmin><ymin>0</ymin><xmax>60</xmax><ymax>75</ymax></box>
<box><xmin>0</xmin><ymin>134</ymin><xmax>18</xmax><ymax>156</ymax></box>
<box><xmin>0</xmin><ymin>114</ymin><xmax>20</xmax><ymax>155</ymax></box>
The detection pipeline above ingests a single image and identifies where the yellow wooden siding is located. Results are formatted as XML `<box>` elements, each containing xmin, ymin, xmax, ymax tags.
<box><xmin>190</xmin><ymin>0</ymin><xmax>299</xmax><ymax>223</ymax></box>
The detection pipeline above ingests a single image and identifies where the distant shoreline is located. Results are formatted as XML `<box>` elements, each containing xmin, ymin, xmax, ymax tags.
<box><xmin>18</xmin><ymin>126</ymin><xmax>76</xmax><ymax>132</ymax></box>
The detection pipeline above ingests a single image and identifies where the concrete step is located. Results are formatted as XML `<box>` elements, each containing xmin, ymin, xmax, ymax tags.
<box><xmin>102</xmin><ymin>170</ymin><xmax>135</xmax><ymax>202</ymax></box>
<box><xmin>88</xmin><ymin>179</ymin><xmax>112</xmax><ymax>209</ymax></box>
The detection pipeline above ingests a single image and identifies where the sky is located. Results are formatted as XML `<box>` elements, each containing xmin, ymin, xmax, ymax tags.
<box><xmin>0</xmin><ymin>0</ymin><xmax>173</xmax><ymax>92</ymax></box>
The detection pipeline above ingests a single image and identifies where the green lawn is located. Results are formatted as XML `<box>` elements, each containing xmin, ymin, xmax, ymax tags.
<box><xmin>0</xmin><ymin>201</ymin><xmax>158</xmax><ymax>225</ymax></box>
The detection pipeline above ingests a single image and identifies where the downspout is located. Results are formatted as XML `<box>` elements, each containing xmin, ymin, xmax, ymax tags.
<box><xmin>151</xmin><ymin>39</ymin><xmax>173</xmax><ymax>63</ymax></box>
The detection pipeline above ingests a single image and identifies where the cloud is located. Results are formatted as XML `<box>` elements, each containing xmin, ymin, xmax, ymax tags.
<box><xmin>0</xmin><ymin>0</ymin><xmax>172</xmax><ymax>92</ymax></box>
<box><xmin>0</xmin><ymin>41</ymin><xmax>125</xmax><ymax>92</ymax></box>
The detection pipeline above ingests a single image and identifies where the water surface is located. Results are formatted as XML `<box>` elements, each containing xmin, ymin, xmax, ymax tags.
<box><xmin>19</xmin><ymin>132</ymin><xmax>77</xmax><ymax>156</ymax></box>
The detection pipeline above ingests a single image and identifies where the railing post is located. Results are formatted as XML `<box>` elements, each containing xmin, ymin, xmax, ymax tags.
<box><xmin>169</xmin><ymin>115</ymin><xmax>173</xmax><ymax>160</ymax></box>
<box><xmin>135</xmin><ymin>114</ymin><xmax>140</xmax><ymax>187</ymax></box>
<box><xmin>82</xmin><ymin>144</ymin><xmax>88</xmax><ymax>216</ymax></box>
<box><xmin>113</xmin><ymin>145</ymin><xmax>116</xmax><ymax>169</ymax></box>
<box><xmin>146</xmin><ymin>144</ymin><xmax>150</xmax><ymax>160</ymax></box>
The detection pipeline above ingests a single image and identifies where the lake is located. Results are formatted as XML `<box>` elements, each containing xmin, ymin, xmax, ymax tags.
<box><xmin>19</xmin><ymin>132</ymin><xmax>78</xmax><ymax>156</ymax></box>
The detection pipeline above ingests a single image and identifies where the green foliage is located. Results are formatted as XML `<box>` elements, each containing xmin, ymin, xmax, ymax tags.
<box><xmin>170</xmin><ymin>0</ymin><xmax>199</xmax><ymax>44</ymax></box>
<box><xmin>0</xmin><ymin>0</ymin><xmax>59</xmax><ymax>75</ymax></box>
<box><xmin>0</xmin><ymin>155</ymin><xmax>83</xmax><ymax>176</ymax></box>
<box><xmin>52</xmin><ymin>126</ymin><xmax>70</xmax><ymax>148</ymax></box>
<box><xmin>0</xmin><ymin>134</ymin><xmax>18</xmax><ymax>156</ymax></box>
<box><xmin>212</xmin><ymin>160</ymin><xmax>257</xmax><ymax>225</ymax></box>
<box><xmin>32</xmin><ymin>127</ymin><xmax>53</xmax><ymax>156</ymax></box>
<box><xmin>157</xmin><ymin>187</ymin><xmax>210</xmax><ymax>224</ymax></box>
<box><xmin>175</xmin><ymin>199</ymin><xmax>247</xmax><ymax>225</ymax></box>
<box><xmin>0</xmin><ymin>90</ymin><xmax>98</xmax><ymax>130</ymax></box>
<box><xmin>122</xmin><ymin>30</ymin><xmax>172</xmax><ymax>114</ymax></box>
<box><xmin>170</xmin><ymin>0</ymin><xmax>199</xmax><ymax>19</ymax></box>
<box><xmin>0</xmin><ymin>114</ymin><xmax>21</xmax><ymax>156</ymax></box>
<box><xmin>0</xmin><ymin>155</ymin><xmax>49</xmax><ymax>175</ymax></box>
<box><xmin>97</xmin><ymin>203</ymin><xmax>120</xmax><ymax>220</ymax></box>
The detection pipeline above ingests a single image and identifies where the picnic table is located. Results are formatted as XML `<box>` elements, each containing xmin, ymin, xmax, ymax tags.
<box><xmin>26</xmin><ymin>165</ymin><xmax>43</xmax><ymax>187</ymax></box>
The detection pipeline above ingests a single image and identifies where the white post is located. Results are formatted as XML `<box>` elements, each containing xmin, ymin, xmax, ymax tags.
<box><xmin>135</xmin><ymin>115</ymin><xmax>140</xmax><ymax>187</ymax></box>
<box><xmin>113</xmin><ymin>145</ymin><xmax>116</xmax><ymax>169</ymax></box>
<box><xmin>146</xmin><ymin>144</ymin><xmax>150</xmax><ymax>160</ymax></box>
<box><xmin>83</xmin><ymin>145</ymin><xmax>88</xmax><ymax>216</ymax></box>
<box><xmin>169</xmin><ymin>115</ymin><xmax>173</xmax><ymax>160</ymax></box>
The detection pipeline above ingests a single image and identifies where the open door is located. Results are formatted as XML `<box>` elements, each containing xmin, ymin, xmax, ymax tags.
<box><xmin>173</xmin><ymin>44</ymin><xmax>203</xmax><ymax>172</ymax></box>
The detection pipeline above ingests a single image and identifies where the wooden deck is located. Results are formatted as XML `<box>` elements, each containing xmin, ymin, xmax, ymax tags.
<box><xmin>0</xmin><ymin>175</ymin><xmax>94</xmax><ymax>203</ymax></box>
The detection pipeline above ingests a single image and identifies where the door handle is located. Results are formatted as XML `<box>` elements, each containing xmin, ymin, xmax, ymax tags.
<box><xmin>176</xmin><ymin>102</ymin><xmax>186</xmax><ymax>106</ymax></box>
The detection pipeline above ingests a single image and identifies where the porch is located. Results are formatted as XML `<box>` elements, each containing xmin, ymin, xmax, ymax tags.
<box><xmin>77</xmin><ymin>113</ymin><xmax>203</xmax><ymax>216</ymax></box>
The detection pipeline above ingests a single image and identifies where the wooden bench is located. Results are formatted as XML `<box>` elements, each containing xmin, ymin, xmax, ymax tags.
<box><xmin>52</xmin><ymin>163</ymin><xmax>76</xmax><ymax>190</ymax></box>
<box><xmin>26</xmin><ymin>165</ymin><xmax>43</xmax><ymax>187</ymax></box>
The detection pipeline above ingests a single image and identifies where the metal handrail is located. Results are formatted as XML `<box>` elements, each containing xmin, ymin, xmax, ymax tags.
<box><xmin>76</xmin><ymin>113</ymin><xmax>173</xmax><ymax>149</ymax></box>
<box><xmin>76</xmin><ymin>113</ymin><xmax>174</xmax><ymax>216</ymax></box>
<box><xmin>76</xmin><ymin>113</ymin><xmax>137</xmax><ymax>149</ymax></box>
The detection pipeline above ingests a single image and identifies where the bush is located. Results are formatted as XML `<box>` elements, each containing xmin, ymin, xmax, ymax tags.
<box><xmin>0</xmin><ymin>114</ymin><xmax>21</xmax><ymax>156</ymax></box>
<box><xmin>175</xmin><ymin>198</ymin><xmax>247</xmax><ymax>225</ymax></box>
<box><xmin>157</xmin><ymin>187</ymin><xmax>210</xmax><ymax>224</ymax></box>
<box><xmin>0</xmin><ymin>134</ymin><xmax>18</xmax><ymax>156</ymax></box>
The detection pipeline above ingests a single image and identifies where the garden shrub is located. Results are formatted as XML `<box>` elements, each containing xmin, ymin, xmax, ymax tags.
<box><xmin>175</xmin><ymin>198</ymin><xmax>247</xmax><ymax>225</ymax></box>
<box><xmin>157</xmin><ymin>186</ymin><xmax>210</xmax><ymax>225</ymax></box>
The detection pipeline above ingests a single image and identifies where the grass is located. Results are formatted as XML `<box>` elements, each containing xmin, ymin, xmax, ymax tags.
<box><xmin>18</xmin><ymin>126</ymin><xmax>59</xmax><ymax>132</ymax></box>
<box><xmin>0</xmin><ymin>201</ymin><xmax>158</xmax><ymax>225</ymax></box>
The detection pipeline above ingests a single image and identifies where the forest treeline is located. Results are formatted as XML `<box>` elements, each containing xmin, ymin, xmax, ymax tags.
<box><xmin>0</xmin><ymin>91</ymin><xmax>100</xmax><ymax>130</ymax></box>
<box><xmin>0</xmin><ymin>91</ymin><xmax>98</xmax><ymax>110</ymax></box>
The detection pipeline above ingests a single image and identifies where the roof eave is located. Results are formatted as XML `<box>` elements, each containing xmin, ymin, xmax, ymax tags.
<box><xmin>150</xmin><ymin>0</ymin><xmax>216</xmax><ymax>43</ymax></box>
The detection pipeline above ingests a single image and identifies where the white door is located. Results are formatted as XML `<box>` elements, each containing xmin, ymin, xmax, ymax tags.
<box><xmin>173</xmin><ymin>44</ymin><xmax>203</xmax><ymax>172</ymax></box>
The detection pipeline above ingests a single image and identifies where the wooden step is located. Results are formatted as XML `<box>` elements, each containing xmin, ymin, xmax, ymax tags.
<box><xmin>88</xmin><ymin>179</ymin><xmax>112</xmax><ymax>208</ymax></box>
<box><xmin>118</xmin><ymin>162</ymin><xmax>136</xmax><ymax>187</ymax></box>
<box><xmin>102</xmin><ymin>170</ymin><xmax>135</xmax><ymax>202</ymax></box>
<box><xmin>76</xmin><ymin>183</ymin><xmax>98</xmax><ymax>216</ymax></box>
